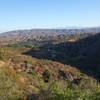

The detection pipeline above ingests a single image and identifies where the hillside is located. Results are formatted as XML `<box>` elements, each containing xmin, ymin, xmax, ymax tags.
<box><xmin>0</xmin><ymin>45</ymin><xmax>100</xmax><ymax>100</ymax></box>
<box><xmin>23</xmin><ymin>32</ymin><xmax>100</xmax><ymax>80</ymax></box>
<box><xmin>0</xmin><ymin>30</ymin><xmax>100</xmax><ymax>100</ymax></box>
<box><xmin>0</xmin><ymin>27</ymin><xmax>100</xmax><ymax>43</ymax></box>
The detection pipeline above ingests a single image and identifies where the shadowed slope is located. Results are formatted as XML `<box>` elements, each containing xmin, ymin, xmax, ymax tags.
<box><xmin>23</xmin><ymin>33</ymin><xmax>100</xmax><ymax>80</ymax></box>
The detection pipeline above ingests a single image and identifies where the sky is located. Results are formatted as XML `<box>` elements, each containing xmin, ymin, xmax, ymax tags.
<box><xmin>0</xmin><ymin>0</ymin><xmax>100</xmax><ymax>32</ymax></box>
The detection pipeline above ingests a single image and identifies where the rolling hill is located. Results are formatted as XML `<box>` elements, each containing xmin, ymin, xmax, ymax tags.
<box><xmin>0</xmin><ymin>27</ymin><xmax>100</xmax><ymax>43</ymax></box>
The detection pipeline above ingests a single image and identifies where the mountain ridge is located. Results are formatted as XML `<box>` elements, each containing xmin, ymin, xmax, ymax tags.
<box><xmin>0</xmin><ymin>27</ymin><xmax>100</xmax><ymax>43</ymax></box>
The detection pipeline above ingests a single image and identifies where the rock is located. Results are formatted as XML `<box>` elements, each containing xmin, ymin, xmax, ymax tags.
<box><xmin>42</xmin><ymin>70</ymin><xmax>51</xmax><ymax>83</ymax></box>
<box><xmin>27</xmin><ymin>64</ymin><xmax>33</xmax><ymax>68</ymax></box>
<box><xmin>24</xmin><ymin>61</ymin><xmax>34</xmax><ymax>72</ymax></box>
<box><xmin>58</xmin><ymin>70</ymin><xmax>67</xmax><ymax>79</ymax></box>
<box><xmin>58</xmin><ymin>70</ymin><xmax>73</xmax><ymax>81</ymax></box>
<box><xmin>72</xmin><ymin>78</ymin><xmax>82</xmax><ymax>85</ymax></box>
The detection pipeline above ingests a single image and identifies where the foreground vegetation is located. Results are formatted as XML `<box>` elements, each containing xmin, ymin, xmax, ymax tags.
<box><xmin>0</xmin><ymin>45</ymin><xmax>100</xmax><ymax>100</ymax></box>
<box><xmin>0</xmin><ymin>65</ymin><xmax>100</xmax><ymax>100</ymax></box>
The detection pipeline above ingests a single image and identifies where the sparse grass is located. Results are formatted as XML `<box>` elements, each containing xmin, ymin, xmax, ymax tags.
<box><xmin>38</xmin><ymin>59</ymin><xmax>52</xmax><ymax>65</ymax></box>
<box><xmin>0</xmin><ymin>66</ymin><xmax>22</xmax><ymax>100</ymax></box>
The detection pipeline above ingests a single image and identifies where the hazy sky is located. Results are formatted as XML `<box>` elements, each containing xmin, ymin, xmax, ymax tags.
<box><xmin>0</xmin><ymin>0</ymin><xmax>100</xmax><ymax>32</ymax></box>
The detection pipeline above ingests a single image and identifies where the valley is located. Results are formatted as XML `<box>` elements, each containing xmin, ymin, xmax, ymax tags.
<box><xmin>0</xmin><ymin>29</ymin><xmax>100</xmax><ymax>100</ymax></box>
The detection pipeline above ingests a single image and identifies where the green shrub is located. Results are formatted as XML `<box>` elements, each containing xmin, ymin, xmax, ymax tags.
<box><xmin>0</xmin><ymin>56</ymin><xmax>6</xmax><ymax>60</ymax></box>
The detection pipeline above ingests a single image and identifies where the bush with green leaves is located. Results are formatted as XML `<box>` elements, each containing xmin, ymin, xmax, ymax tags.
<box><xmin>29</xmin><ymin>77</ymin><xmax>100</xmax><ymax>100</ymax></box>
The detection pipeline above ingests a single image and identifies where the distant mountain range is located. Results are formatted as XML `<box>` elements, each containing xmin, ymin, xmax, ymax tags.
<box><xmin>0</xmin><ymin>27</ymin><xmax>100</xmax><ymax>43</ymax></box>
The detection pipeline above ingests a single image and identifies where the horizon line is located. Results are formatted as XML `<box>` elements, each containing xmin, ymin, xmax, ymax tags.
<box><xmin>0</xmin><ymin>26</ymin><xmax>100</xmax><ymax>34</ymax></box>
